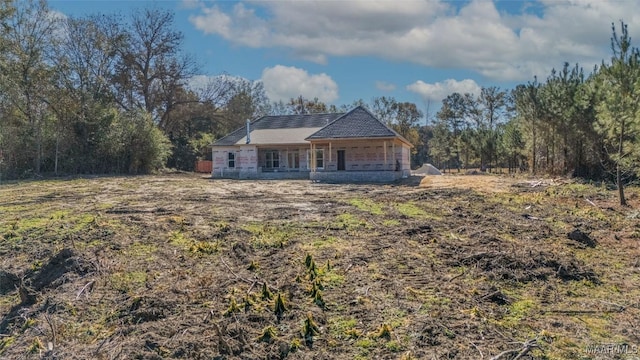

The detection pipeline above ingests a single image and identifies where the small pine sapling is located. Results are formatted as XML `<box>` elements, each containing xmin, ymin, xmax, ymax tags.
<box><xmin>302</xmin><ymin>312</ymin><xmax>320</xmax><ymax>347</ymax></box>
<box><xmin>376</xmin><ymin>323</ymin><xmax>392</xmax><ymax>340</ymax></box>
<box><xmin>224</xmin><ymin>298</ymin><xmax>240</xmax><ymax>316</ymax></box>
<box><xmin>257</xmin><ymin>326</ymin><xmax>277</xmax><ymax>343</ymax></box>
<box><xmin>274</xmin><ymin>293</ymin><xmax>287</xmax><ymax>323</ymax></box>
<box><xmin>247</xmin><ymin>260</ymin><xmax>259</xmax><ymax>271</ymax></box>
<box><xmin>243</xmin><ymin>295</ymin><xmax>253</xmax><ymax>312</ymax></box>
<box><xmin>304</xmin><ymin>253</ymin><xmax>313</xmax><ymax>268</ymax></box>
<box><xmin>261</xmin><ymin>282</ymin><xmax>273</xmax><ymax>300</ymax></box>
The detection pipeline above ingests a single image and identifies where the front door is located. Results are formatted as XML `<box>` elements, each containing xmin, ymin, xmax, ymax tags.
<box><xmin>337</xmin><ymin>150</ymin><xmax>346</xmax><ymax>171</ymax></box>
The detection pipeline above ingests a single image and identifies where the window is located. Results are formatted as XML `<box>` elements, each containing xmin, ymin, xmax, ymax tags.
<box><xmin>315</xmin><ymin>149</ymin><xmax>324</xmax><ymax>169</ymax></box>
<box><xmin>265</xmin><ymin>151</ymin><xmax>279</xmax><ymax>169</ymax></box>
<box><xmin>228</xmin><ymin>152</ymin><xmax>235</xmax><ymax>168</ymax></box>
<box><xmin>288</xmin><ymin>152</ymin><xmax>300</xmax><ymax>169</ymax></box>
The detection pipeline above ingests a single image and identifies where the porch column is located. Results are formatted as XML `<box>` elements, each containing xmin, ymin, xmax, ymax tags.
<box><xmin>384</xmin><ymin>141</ymin><xmax>387</xmax><ymax>169</ymax></box>
<box><xmin>311</xmin><ymin>143</ymin><xmax>316</xmax><ymax>172</ymax></box>
<box><xmin>392</xmin><ymin>142</ymin><xmax>396</xmax><ymax>171</ymax></box>
<box><xmin>329</xmin><ymin>142</ymin><xmax>332</xmax><ymax>163</ymax></box>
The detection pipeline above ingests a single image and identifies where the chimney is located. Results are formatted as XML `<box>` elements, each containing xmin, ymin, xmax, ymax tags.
<box><xmin>245</xmin><ymin>119</ymin><xmax>251</xmax><ymax>144</ymax></box>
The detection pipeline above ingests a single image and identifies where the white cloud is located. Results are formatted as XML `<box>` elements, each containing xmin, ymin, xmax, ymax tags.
<box><xmin>261</xmin><ymin>65</ymin><xmax>339</xmax><ymax>103</ymax></box>
<box><xmin>189</xmin><ymin>0</ymin><xmax>640</xmax><ymax>82</ymax></box>
<box><xmin>375</xmin><ymin>81</ymin><xmax>396</xmax><ymax>91</ymax></box>
<box><xmin>407</xmin><ymin>79</ymin><xmax>481</xmax><ymax>103</ymax></box>
<box><xmin>180</xmin><ymin>0</ymin><xmax>200</xmax><ymax>10</ymax></box>
<box><xmin>189</xmin><ymin>5</ymin><xmax>232</xmax><ymax>38</ymax></box>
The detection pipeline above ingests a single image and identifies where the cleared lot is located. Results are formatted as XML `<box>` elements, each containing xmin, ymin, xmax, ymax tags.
<box><xmin>1</xmin><ymin>173</ymin><xmax>639</xmax><ymax>359</ymax></box>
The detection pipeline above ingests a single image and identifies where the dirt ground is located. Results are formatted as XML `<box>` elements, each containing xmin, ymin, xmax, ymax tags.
<box><xmin>1</xmin><ymin>173</ymin><xmax>639</xmax><ymax>359</ymax></box>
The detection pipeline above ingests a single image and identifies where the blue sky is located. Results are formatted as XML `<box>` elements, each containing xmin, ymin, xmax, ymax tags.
<box><xmin>48</xmin><ymin>0</ymin><xmax>640</xmax><ymax>115</ymax></box>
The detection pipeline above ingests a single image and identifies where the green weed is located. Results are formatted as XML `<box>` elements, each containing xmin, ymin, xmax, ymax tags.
<box><xmin>243</xmin><ymin>223</ymin><xmax>292</xmax><ymax>248</ymax></box>
<box><xmin>395</xmin><ymin>202</ymin><xmax>428</xmax><ymax>218</ymax></box>
<box><xmin>189</xmin><ymin>240</ymin><xmax>219</xmax><ymax>255</ymax></box>
<box><xmin>348</xmin><ymin>198</ymin><xmax>385</xmax><ymax>215</ymax></box>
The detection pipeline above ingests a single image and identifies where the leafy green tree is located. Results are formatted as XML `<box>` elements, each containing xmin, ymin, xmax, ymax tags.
<box><xmin>103</xmin><ymin>110</ymin><xmax>172</xmax><ymax>174</ymax></box>
<box><xmin>393</xmin><ymin>102</ymin><xmax>423</xmax><ymax>139</ymax></box>
<box><xmin>596</xmin><ymin>21</ymin><xmax>640</xmax><ymax>205</ymax></box>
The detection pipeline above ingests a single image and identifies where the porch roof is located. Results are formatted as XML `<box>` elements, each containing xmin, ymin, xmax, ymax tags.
<box><xmin>234</xmin><ymin>128</ymin><xmax>323</xmax><ymax>145</ymax></box>
<box><xmin>212</xmin><ymin>112</ymin><xmax>343</xmax><ymax>146</ymax></box>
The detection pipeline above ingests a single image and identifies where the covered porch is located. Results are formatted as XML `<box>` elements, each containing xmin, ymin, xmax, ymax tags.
<box><xmin>307</xmin><ymin>138</ymin><xmax>411</xmax><ymax>182</ymax></box>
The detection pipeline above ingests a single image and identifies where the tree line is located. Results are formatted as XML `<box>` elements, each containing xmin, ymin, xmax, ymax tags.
<box><xmin>423</xmin><ymin>21</ymin><xmax>639</xmax><ymax>205</ymax></box>
<box><xmin>0</xmin><ymin>2</ymin><xmax>638</xmax><ymax>203</ymax></box>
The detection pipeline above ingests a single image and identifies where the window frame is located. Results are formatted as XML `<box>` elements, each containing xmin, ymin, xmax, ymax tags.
<box><xmin>315</xmin><ymin>149</ymin><xmax>324</xmax><ymax>170</ymax></box>
<box><xmin>265</xmin><ymin>150</ymin><xmax>280</xmax><ymax>169</ymax></box>
<box><xmin>228</xmin><ymin>152</ymin><xmax>235</xmax><ymax>168</ymax></box>
<box><xmin>288</xmin><ymin>151</ymin><xmax>300</xmax><ymax>169</ymax></box>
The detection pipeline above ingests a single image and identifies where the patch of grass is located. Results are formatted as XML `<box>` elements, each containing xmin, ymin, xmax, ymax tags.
<box><xmin>329</xmin><ymin>317</ymin><xmax>359</xmax><ymax>339</ymax></box>
<box><xmin>168</xmin><ymin>230</ymin><xmax>192</xmax><ymax>249</ymax></box>
<box><xmin>126</xmin><ymin>243</ymin><xmax>158</xmax><ymax>259</ymax></box>
<box><xmin>0</xmin><ymin>336</ymin><xmax>15</xmax><ymax>355</ymax></box>
<box><xmin>382</xmin><ymin>219</ymin><xmax>401</xmax><ymax>227</ymax></box>
<box><xmin>71</xmin><ymin>213</ymin><xmax>97</xmax><ymax>232</ymax></box>
<box><xmin>319</xmin><ymin>268</ymin><xmax>345</xmax><ymax>287</ymax></box>
<box><xmin>189</xmin><ymin>240</ymin><xmax>219</xmax><ymax>255</ymax></box>
<box><xmin>394</xmin><ymin>202</ymin><xmax>428</xmax><ymax>218</ymax></box>
<box><xmin>579</xmin><ymin>316</ymin><xmax>612</xmax><ymax>340</ymax></box>
<box><xmin>385</xmin><ymin>340</ymin><xmax>404</xmax><ymax>352</ymax></box>
<box><xmin>311</xmin><ymin>236</ymin><xmax>341</xmax><ymax>249</ymax></box>
<box><xmin>243</xmin><ymin>222</ymin><xmax>292</xmax><ymax>248</ymax></box>
<box><xmin>333</xmin><ymin>213</ymin><xmax>370</xmax><ymax>230</ymax></box>
<box><xmin>501</xmin><ymin>299</ymin><xmax>536</xmax><ymax>328</ymax></box>
<box><xmin>348</xmin><ymin>198</ymin><xmax>385</xmax><ymax>215</ymax></box>
<box><xmin>110</xmin><ymin>271</ymin><xmax>147</xmax><ymax>293</ymax></box>
<box><xmin>354</xmin><ymin>337</ymin><xmax>376</xmax><ymax>349</ymax></box>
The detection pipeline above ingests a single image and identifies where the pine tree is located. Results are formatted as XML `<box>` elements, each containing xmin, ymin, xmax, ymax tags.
<box><xmin>596</xmin><ymin>21</ymin><xmax>640</xmax><ymax>206</ymax></box>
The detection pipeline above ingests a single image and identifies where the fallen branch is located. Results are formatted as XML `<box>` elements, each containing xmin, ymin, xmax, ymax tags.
<box><xmin>219</xmin><ymin>256</ymin><xmax>276</xmax><ymax>292</ymax></box>
<box><xmin>75</xmin><ymin>280</ymin><xmax>95</xmax><ymax>300</ymax></box>
<box><xmin>448</xmin><ymin>269</ymin><xmax>466</xmax><ymax>282</ymax></box>
<box><xmin>599</xmin><ymin>300</ymin><xmax>626</xmax><ymax>312</ymax></box>
<box><xmin>469</xmin><ymin>340</ymin><xmax>484</xmax><ymax>359</ymax></box>
<box><xmin>490</xmin><ymin>338</ymin><xmax>538</xmax><ymax>360</ymax></box>
<box><xmin>219</xmin><ymin>256</ymin><xmax>254</xmax><ymax>286</ymax></box>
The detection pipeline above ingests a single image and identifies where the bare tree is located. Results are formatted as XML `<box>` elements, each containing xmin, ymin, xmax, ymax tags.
<box><xmin>113</xmin><ymin>7</ymin><xmax>196</xmax><ymax>129</ymax></box>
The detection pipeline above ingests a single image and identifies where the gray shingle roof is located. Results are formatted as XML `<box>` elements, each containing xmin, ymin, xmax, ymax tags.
<box><xmin>212</xmin><ymin>106</ymin><xmax>409</xmax><ymax>146</ymax></box>
<box><xmin>212</xmin><ymin>112</ymin><xmax>343</xmax><ymax>146</ymax></box>
<box><xmin>305</xmin><ymin>106</ymin><xmax>399</xmax><ymax>140</ymax></box>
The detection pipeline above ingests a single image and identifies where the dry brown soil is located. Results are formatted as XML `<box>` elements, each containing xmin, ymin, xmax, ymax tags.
<box><xmin>0</xmin><ymin>173</ymin><xmax>639</xmax><ymax>359</ymax></box>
